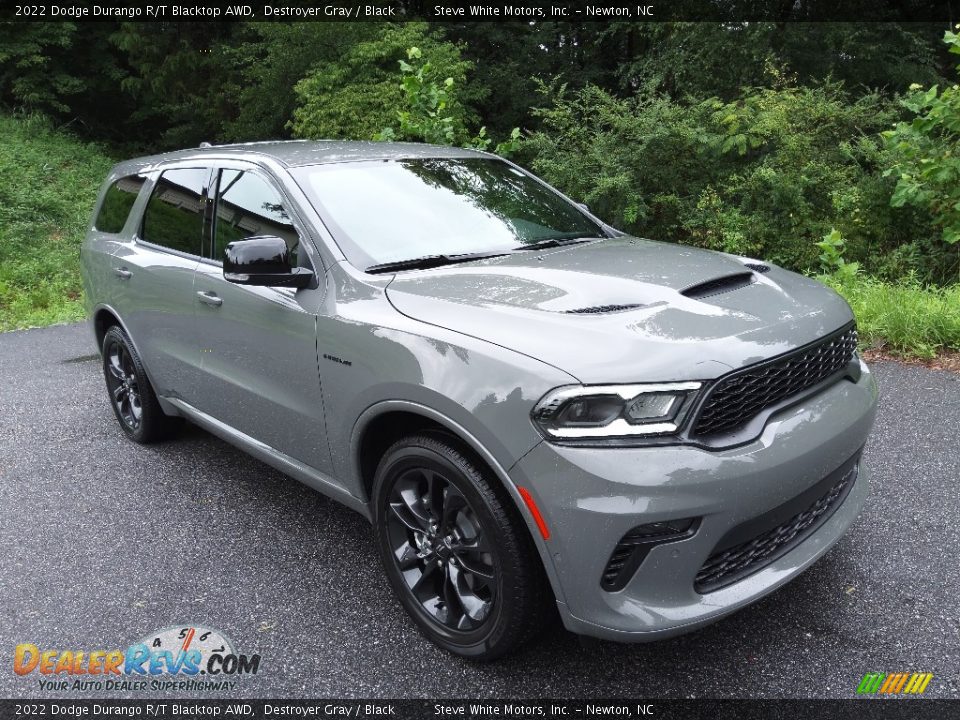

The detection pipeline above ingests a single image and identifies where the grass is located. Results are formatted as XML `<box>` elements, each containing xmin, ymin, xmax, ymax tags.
<box><xmin>0</xmin><ymin>113</ymin><xmax>114</xmax><ymax>331</ymax></box>
<box><xmin>825</xmin><ymin>275</ymin><xmax>960</xmax><ymax>359</ymax></box>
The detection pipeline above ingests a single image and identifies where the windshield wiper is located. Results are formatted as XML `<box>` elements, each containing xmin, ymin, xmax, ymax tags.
<box><xmin>365</xmin><ymin>251</ymin><xmax>510</xmax><ymax>274</ymax></box>
<box><xmin>513</xmin><ymin>236</ymin><xmax>603</xmax><ymax>252</ymax></box>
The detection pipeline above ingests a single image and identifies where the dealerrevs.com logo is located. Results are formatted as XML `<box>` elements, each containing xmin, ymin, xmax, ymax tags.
<box><xmin>14</xmin><ymin>625</ymin><xmax>261</xmax><ymax>692</ymax></box>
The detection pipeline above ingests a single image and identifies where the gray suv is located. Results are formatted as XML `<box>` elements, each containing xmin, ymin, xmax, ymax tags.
<box><xmin>81</xmin><ymin>141</ymin><xmax>878</xmax><ymax>660</ymax></box>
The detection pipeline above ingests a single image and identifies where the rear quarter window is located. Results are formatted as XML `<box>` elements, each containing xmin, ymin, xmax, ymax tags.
<box><xmin>140</xmin><ymin>168</ymin><xmax>210</xmax><ymax>256</ymax></box>
<box><xmin>94</xmin><ymin>174</ymin><xmax>145</xmax><ymax>233</ymax></box>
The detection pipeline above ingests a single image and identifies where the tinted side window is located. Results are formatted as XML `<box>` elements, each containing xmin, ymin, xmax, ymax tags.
<box><xmin>213</xmin><ymin>170</ymin><xmax>299</xmax><ymax>264</ymax></box>
<box><xmin>94</xmin><ymin>175</ymin><xmax>145</xmax><ymax>233</ymax></box>
<box><xmin>141</xmin><ymin>168</ymin><xmax>210</xmax><ymax>256</ymax></box>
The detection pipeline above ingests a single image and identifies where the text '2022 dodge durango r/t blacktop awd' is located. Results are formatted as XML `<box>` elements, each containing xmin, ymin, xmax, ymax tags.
<box><xmin>81</xmin><ymin>141</ymin><xmax>878</xmax><ymax>660</ymax></box>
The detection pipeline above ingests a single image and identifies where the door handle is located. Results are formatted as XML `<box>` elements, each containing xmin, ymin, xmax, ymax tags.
<box><xmin>113</xmin><ymin>267</ymin><xmax>132</xmax><ymax>280</ymax></box>
<box><xmin>196</xmin><ymin>291</ymin><xmax>223</xmax><ymax>307</ymax></box>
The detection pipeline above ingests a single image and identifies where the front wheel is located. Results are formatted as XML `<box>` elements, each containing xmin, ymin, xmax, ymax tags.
<box><xmin>101</xmin><ymin>325</ymin><xmax>181</xmax><ymax>443</ymax></box>
<box><xmin>372</xmin><ymin>433</ymin><xmax>550</xmax><ymax>660</ymax></box>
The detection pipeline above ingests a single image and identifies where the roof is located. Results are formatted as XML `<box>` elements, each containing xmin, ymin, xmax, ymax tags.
<box><xmin>114</xmin><ymin>140</ymin><xmax>491</xmax><ymax>175</ymax></box>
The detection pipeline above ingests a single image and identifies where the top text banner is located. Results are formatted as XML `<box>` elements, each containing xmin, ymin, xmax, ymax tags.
<box><xmin>4</xmin><ymin>0</ymin><xmax>957</xmax><ymax>22</ymax></box>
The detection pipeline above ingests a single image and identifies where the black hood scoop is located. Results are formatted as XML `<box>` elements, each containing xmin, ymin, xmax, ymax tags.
<box><xmin>681</xmin><ymin>271</ymin><xmax>756</xmax><ymax>300</ymax></box>
<box><xmin>564</xmin><ymin>303</ymin><xmax>646</xmax><ymax>314</ymax></box>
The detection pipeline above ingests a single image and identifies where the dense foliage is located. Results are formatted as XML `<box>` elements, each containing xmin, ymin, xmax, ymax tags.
<box><xmin>290</xmin><ymin>23</ymin><xmax>482</xmax><ymax>142</ymax></box>
<box><xmin>882</xmin><ymin>27</ymin><xmax>960</xmax><ymax>283</ymax></box>
<box><xmin>1</xmin><ymin>19</ymin><xmax>959</xmax><ymax>354</ymax></box>
<box><xmin>527</xmin><ymin>81</ymin><xmax>950</xmax><ymax>282</ymax></box>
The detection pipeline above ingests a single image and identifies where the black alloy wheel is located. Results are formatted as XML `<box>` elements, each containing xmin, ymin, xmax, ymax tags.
<box><xmin>385</xmin><ymin>465</ymin><xmax>497</xmax><ymax>632</ymax></box>
<box><xmin>105</xmin><ymin>338</ymin><xmax>143</xmax><ymax>431</ymax></box>
<box><xmin>373</xmin><ymin>433</ymin><xmax>551</xmax><ymax>660</ymax></box>
<box><xmin>101</xmin><ymin>325</ymin><xmax>181</xmax><ymax>443</ymax></box>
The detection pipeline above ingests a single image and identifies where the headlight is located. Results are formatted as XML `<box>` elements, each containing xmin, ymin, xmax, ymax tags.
<box><xmin>532</xmin><ymin>382</ymin><xmax>702</xmax><ymax>439</ymax></box>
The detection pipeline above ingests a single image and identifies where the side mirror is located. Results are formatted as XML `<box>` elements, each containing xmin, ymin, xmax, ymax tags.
<box><xmin>223</xmin><ymin>236</ymin><xmax>313</xmax><ymax>289</ymax></box>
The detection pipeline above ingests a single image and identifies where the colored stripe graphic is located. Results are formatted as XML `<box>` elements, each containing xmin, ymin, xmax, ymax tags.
<box><xmin>857</xmin><ymin>673</ymin><xmax>885</xmax><ymax>694</ymax></box>
<box><xmin>880</xmin><ymin>673</ymin><xmax>907</xmax><ymax>694</ymax></box>
<box><xmin>904</xmin><ymin>673</ymin><xmax>934</xmax><ymax>694</ymax></box>
<box><xmin>857</xmin><ymin>672</ymin><xmax>932</xmax><ymax>695</ymax></box>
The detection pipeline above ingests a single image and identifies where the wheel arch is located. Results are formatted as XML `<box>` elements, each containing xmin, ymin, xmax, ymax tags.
<box><xmin>91</xmin><ymin>303</ymin><xmax>179</xmax><ymax>417</ymax></box>
<box><xmin>93</xmin><ymin>305</ymin><xmax>124</xmax><ymax>351</ymax></box>
<box><xmin>350</xmin><ymin>400</ymin><xmax>565</xmax><ymax>605</ymax></box>
<box><xmin>351</xmin><ymin>401</ymin><xmax>526</xmax><ymax>505</ymax></box>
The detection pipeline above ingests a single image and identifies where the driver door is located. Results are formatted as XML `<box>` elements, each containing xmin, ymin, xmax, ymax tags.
<box><xmin>191</xmin><ymin>163</ymin><xmax>333</xmax><ymax>477</ymax></box>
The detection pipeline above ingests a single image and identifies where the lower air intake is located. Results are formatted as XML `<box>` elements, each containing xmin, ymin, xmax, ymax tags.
<box><xmin>695</xmin><ymin>462</ymin><xmax>858</xmax><ymax>593</ymax></box>
<box><xmin>601</xmin><ymin>518</ymin><xmax>699</xmax><ymax>591</ymax></box>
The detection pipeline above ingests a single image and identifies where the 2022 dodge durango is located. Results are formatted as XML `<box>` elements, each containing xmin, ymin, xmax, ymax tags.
<box><xmin>81</xmin><ymin>141</ymin><xmax>878</xmax><ymax>660</ymax></box>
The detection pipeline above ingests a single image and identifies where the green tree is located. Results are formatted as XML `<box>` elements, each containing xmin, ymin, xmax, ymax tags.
<box><xmin>0</xmin><ymin>24</ymin><xmax>83</xmax><ymax>113</ymax></box>
<box><xmin>290</xmin><ymin>23</ymin><xmax>482</xmax><ymax>141</ymax></box>
<box><xmin>374</xmin><ymin>47</ymin><xmax>521</xmax><ymax>155</ymax></box>
<box><xmin>883</xmin><ymin>25</ymin><xmax>960</xmax><ymax>280</ymax></box>
<box><xmin>109</xmin><ymin>22</ymin><xmax>236</xmax><ymax>149</ymax></box>
<box><xmin>221</xmin><ymin>23</ymin><xmax>378</xmax><ymax>141</ymax></box>
<box><xmin>606</xmin><ymin>22</ymin><xmax>945</xmax><ymax>102</ymax></box>
<box><xmin>375</xmin><ymin>46</ymin><xmax>465</xmax><ymax>144</ymax></box>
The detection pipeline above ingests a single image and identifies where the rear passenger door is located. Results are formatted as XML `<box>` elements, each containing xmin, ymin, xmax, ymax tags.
<box><xmin>83</xmin><ymin>173</ymin><xmax>148</xmax><ymax>321</ymax></box>
<box><xmin>111</xmin><ymin>166</ymin><xmax>211</xmax><ymax>400</ymax></box>
<box><xmin>191</xmin><ymin>164</ymin><xmax>333</xmax><ymax>476</ymax></box>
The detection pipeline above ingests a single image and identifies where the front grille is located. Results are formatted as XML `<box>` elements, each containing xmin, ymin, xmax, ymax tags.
<box><xmin>692</xmin><ymin>325</ymin><xmax>858</xmax><ymax>436</ymax></box>
<box><xmin>694</xmin><ymin>463</ymin><xmax>858</xmax><ymax>593</ymax></box>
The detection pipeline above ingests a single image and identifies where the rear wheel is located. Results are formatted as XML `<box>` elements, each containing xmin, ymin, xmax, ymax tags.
<box><xmin>102</xmin><ymin>325</ymin><xmax>181</xmax><ymax>443</ymax></box>
<box><xmin>372</xmin><ymin>433</ymin><xmax>550</xmax><ymax>660</ymax></box>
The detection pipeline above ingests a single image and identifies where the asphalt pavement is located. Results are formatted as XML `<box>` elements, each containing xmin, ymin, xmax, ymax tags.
<box><xmin>1</xmin><ymin>322</ymin><xmax>958</xmax><ymax>699</ymax></box>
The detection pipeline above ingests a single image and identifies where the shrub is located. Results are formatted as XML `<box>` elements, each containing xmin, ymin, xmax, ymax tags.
<box><xmin>528</xmin><ymin>82</ymin><xmax>936</xmax><ymax>277</ymax></box>
<box><xmin>375</xmin><ymin>47</ymin><xmax>522</xmax><ymax>155</ymax></box>
<box><xmin>527</xmin><ymin>83</ymin><xmax>718</xmax><ymax>239</ymax></box>
<box><xmin>816</xmin><ymin>228</ymin><xmax>860</xmax><ymax>283</ymax></box>
<box><xmin>882</xmin><ymin>25</ymin><xmax>960</xmax><ymax>283</ymax></box>
<box><xmin>290</xmin><ymin>23</ymin><xmax>481</xmax><ymax>142</ymax></box>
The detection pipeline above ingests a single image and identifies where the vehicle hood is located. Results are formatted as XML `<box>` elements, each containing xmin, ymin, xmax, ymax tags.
<box><xmin>384</xmin><ymin>237</ymin><xmax>855</xmax><ymax>383</ymax></box>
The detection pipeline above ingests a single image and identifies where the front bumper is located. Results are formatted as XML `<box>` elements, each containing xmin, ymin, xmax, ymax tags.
<box><xmin>510</xmin><ymin>363</ymin><xmax>878</xmax><ymax>641</ymax></box>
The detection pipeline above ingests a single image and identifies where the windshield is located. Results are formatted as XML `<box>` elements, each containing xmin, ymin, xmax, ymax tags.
<box><xmin>291</xmin><ymin>157</ymin><xmax>606</xmax><ymax>269</ymax></box>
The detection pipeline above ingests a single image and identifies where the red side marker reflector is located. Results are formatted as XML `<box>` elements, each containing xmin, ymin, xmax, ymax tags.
<box><xmin>517</xmin><ymin>486</ymin><xmax>550</xmax><ymax>540</ymax></box>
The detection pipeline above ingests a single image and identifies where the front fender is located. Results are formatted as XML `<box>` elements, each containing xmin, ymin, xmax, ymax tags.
<box><xmin>349</xmin><ymin>397</ymin><xmax>569</xmax><ymax>607</ymax></box>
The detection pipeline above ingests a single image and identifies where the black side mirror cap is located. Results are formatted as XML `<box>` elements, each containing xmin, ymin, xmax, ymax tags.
<box><xmin>225</xmin><ymin>266</ymin><xmax>314</xmax><ymax>288</ymax></box>
<box><xmin>223</xmin><ymin>236</ymin><xmax>314</xmax><ymax>289</ymax></box>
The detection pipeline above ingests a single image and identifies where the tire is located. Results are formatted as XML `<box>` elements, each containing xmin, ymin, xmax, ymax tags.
<box><xmin>372</xmin><ymin>433</ymin><xmax>550</xmax><ymax>660</ymax></box>
<box><xmin>101</xmin><ymin>325</ymin><xmax>181</xmax><ymax>443</ymax></box>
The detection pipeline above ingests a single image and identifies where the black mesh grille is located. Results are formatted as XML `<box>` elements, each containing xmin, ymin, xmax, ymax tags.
<box><xmin>694</xmin><ymin>464</ymin><xmax>857</xmax><ymax>593</ymax></box>
<box><xmin>693</xmin><ymin>326</ymin><xmax>858</xmax><ymax>436</ymax></box>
